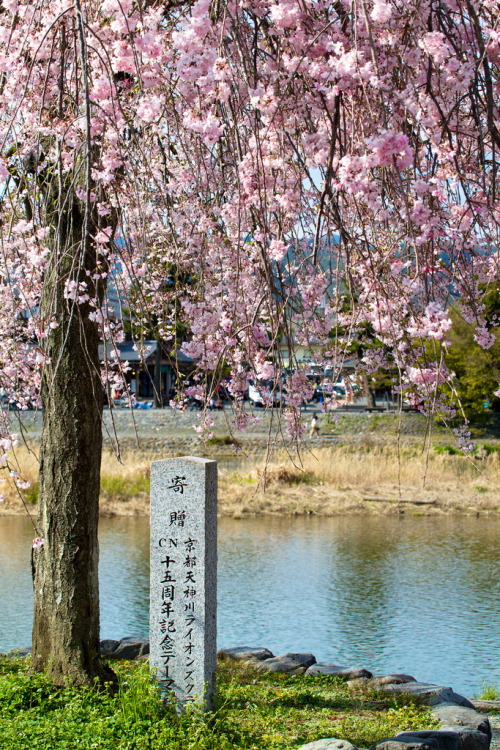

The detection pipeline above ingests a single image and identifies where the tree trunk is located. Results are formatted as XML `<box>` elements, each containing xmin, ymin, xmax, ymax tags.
<box><xmin>31</xmin><ymin>198</ymin><xmax>115</xmax><ymax>686</ymax></box>
<box><xmin>362</xmin><ymin>371</ymin><xmax>376</xmax><ymax>409</ymax></box>
<box><xmin>153</xmin><ymin>342</ymin><xmax>162</xmax><ymax>408</ymax></box>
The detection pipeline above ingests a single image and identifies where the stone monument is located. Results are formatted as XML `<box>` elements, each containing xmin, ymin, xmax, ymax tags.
<box><xmin>150</xmin><ymin>456</ymin><xmax>217</xmax><ymax>711</ymax></box>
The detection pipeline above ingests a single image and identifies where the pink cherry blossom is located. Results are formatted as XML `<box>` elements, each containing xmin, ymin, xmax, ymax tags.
<box><xmin>0</xmin><ymin>0</ymin><xmax>496</xmax><ymax>470</ymax></box>
<box><xmin>371</xmin><ymin>1</ymin><xmax>392</xmax><ymax>23</ymax></box>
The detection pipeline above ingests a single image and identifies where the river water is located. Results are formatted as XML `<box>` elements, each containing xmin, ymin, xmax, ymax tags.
<box><xmin>1</xmin><ymin>513</ymin><xmax>499</xmax><ymax>696</ymax></box>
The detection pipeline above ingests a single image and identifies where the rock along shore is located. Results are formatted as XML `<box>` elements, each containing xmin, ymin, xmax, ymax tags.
<box><xmin>5</xmin><ymin>639</ymin><xmax>500</xmax><ymax>750</ymax></box>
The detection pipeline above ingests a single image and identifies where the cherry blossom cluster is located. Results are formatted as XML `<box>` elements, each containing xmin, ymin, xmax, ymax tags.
<box><xmin>0</xmin><ymin>0</ymin><xmax>498</xmax><ymax>458</ymax></box>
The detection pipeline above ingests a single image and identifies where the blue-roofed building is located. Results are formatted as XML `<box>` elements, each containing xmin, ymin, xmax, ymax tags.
<box><xmin>98</xmin><ymin>340</ymin><xmax>196</xmax><ymax>402</ymax></box>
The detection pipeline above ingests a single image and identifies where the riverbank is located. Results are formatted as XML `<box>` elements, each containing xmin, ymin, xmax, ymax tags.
<box><xmin>2</xmin><ymin>409</ymin><xmax>499</xmax><ymax>517</ymax></box>
<box><xmin>1</xmin><ymin>439</ymin><xmax>499</xmax><ymax>517</ymax></box>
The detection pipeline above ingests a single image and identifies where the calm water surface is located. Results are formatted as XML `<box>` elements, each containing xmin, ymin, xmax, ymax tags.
<box><xmin>1</xmin><ymin>514</ymin><xmax>499</xmax><ymax>696</ymax></box>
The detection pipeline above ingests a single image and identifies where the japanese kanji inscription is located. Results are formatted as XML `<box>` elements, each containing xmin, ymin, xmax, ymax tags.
<box><xmin>150</xmin><ymin>457</ymin><xmax>217</xmax><ymax>711</ymax></box>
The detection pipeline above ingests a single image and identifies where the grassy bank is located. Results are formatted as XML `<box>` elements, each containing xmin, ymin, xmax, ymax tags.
<box><xmin>2</xmin><ymin>440</ymin><xmax>500</xmax><ymax>517</ymax></box>
<box><xmin>217</xmin><ymin>442</ymin><xmax>500</xmax><ymax>516</ymax></box>
<box><xmin>0</xmin><ymin>656</ymin><xmax>439</xmax><ymax>750</ymax></box>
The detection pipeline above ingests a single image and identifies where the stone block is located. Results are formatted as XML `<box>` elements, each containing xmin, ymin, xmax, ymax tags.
<box><xmin>306</xmin><ymin>663</ymin><xmax>346</xmax><ymax>677</ymax></box>
<box><xmin>217</xmin><ymin>646</ymin><xmax>274</xmax><ymax>662</ymax></box>
<box><xmin>378</xmin><ymin>683</ymin><xmax>475</xmax><ymax>708</ymax></box>
<box><xmin>100</xmin><ymin>639</ymin><xmax>120</xmax><ymax>656</ymax></box>
<box><xmin>150</xmin><ymin>456</ymin><xmax>217</xmax><ymax>711</ymax></box>
<box><xmin>306</xmin><ymin>663</ymin><xmax>372</xmax><ymax>680</ymax></box>
<box><xmin>373</xmin><ymin>738</ymin><xmax>448</xmax><ymax>750</ymax></box>
<box><xmin>7</xmin><ymin>647</ymin><xmax>31</xmax><ymax>658</ymax></box>
<box><xmin>338</xmin><ymin>667</ymin><xmax>373</xmax><ymax>680</ymax></box>
<box><xmin>256</xmin><ymin>653</ymin><xmax>316</xmax><ymax>674</ymax></box>
<box><xmin>431</xmin><ymin>704</ymin><xmax>491</xmax><ymax>739</ymax></box>
<box><xmin>371</xmin><ymin>674</ymin><xmax>417</xmax><ymax>687</ymax></box>
<box><xmin>111</xmin><ymin>637</ymin><xmax>150</xmax><ymax>660</ymax></box>
<box><xmin>437</xmin><ymin>727</ymin><xmax>490</xmax><ymax>750</ymax></box>
<box><xmin>394</xmin><ymin>728</ymin><xmax>488</xmax><ymax>750</ymax></box>
<box><xmin>281</xmin><ymin>652</ymin><xmax>317</xmax><ymax>668</ymax></box>
<box><xmin>298</xmin><ymin>740</ymin><xmax>359</xmax><ymax>750</ymax></box>
<box><xmin>373</xmin><ymin>731</ymin><xmax>461</xmax><ymax>750</ymax></box>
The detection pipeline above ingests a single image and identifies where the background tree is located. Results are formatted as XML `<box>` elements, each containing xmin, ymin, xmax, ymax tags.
<box><xmin>1</xmin><ymin>0</ymin><xmax>500</xmax><ymax>686</ymax></box>
<box><xmin>445</xmin><ymin>294</ymin><xmax>500</xmax><ymax>422</ymax></box>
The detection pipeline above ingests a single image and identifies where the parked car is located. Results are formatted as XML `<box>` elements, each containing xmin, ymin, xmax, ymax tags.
<box><xmin>312</xmin><ymin>381</ymin><xmax>346</xmax><ymax>403</ymax></box>
<box><xmin>248</xmin><ymin>381</ymin><xmax>281</xmax><ymax>407</ymax></box>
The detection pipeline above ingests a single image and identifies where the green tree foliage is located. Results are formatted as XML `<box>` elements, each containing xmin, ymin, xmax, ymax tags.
<box><xmin>446</xmin><ymin>303</ymin><xmax>500</xmax><ymax>423</ymax></box>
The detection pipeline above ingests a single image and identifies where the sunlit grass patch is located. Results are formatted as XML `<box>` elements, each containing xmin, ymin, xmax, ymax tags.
<box><xmin>231</xmin><ymin>472</ymin><xmax>258</xmax><ymax>485</ymax></box>
<box><xmin>216</xmin><ymin>661</ymin><xmax>439</xmax><ymax>749</ymax></box>
<box><xmin>100</xmin><ymin>474</ymin><xmax>150</xmax><ymax>501</ymax></box>
<box><xmin>208</xmin><ymin>435</ymin><xmax>234</xmax><ymax>446</ymax></box>
<box><xmin>474</xmin><ymin>680</ymin><xmax>500</xmax><ymax>701</ymax></box>
<box><xmin>23</xmin><ymin>481</ymin><xmax>39</xmax><ymax>505</ymax></box>
<box><xmin>0</xmin><ymin>656</ymin><xmax>440</xmax><ymax>750</ymax></box>
<box><xmin>434</xmin><ymin>445</ymin><xmax>462</xmax><ymax>456</ymax></box>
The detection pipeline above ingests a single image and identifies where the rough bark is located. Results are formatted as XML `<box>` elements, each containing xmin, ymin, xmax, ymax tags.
<box><xmin>356</xmin><ymin>348</ymin><xmax>376</xmax><ymax>409</ymax></box>
<box><xmin>153</xmin><ymin>342</ymin><xmax>162</xmax><ymax>408</ymax></box>
<box><xmin>31</xmin><ymin>194</ymin><xmax>115</xmax><ymax>687</ymax></box>
<box><xmin>362</xmin><ymin>371</ymin><xmax>376</xmax><ymax>409</ymax></box>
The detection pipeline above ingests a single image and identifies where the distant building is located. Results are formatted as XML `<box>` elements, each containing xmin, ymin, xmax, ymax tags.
<box><xmin>98</xmin><ymin>340</ymin><xmax>196</xmax><ymax>401</ymax></box>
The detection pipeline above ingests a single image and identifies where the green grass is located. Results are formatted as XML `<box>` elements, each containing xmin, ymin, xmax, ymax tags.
<box><xmin>0</xmin><ymin>657</ymin><xmax>439</xmax><ymax>750</ymax></box>
<box><xmin>22</xmin><ymin>481</ymin><xmax>39</xmax><ymax>505</ymax></box>
<box><xmin>474</xmin><ymin>680</ymin><xmax>500</xmax><ymax>701</ymax></box>
<box><xmin>434</xmin><ymin>442</ymin><xmax>500</xmax><ymax>459</ymax></box>
<box><xmin>208</xmin><ymin>435</ymin><xmax>234</xmax><ymax>446</ymax></box>
<box><xmin>232</xmin><ymin>474</ymin><xmax>258</xmax><ymax>485</ymax></box>
<box><xmin>286</xmin><ymin>471</ymin><xmax>318</xmax><ymax>485</ymax></box>
<box><xmin>100</xmin><ymin>475</ymin><xmax>150</xmax><ymax>500</ymax></box>
<box><xmin>433</xmin><ymin>445</ymin><xmax>462</xmax><ymax>456</ymax></box>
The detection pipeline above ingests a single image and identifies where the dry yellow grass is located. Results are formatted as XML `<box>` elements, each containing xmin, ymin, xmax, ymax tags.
<box><xmin>1</xmin><ymin>441</ymin><xmax>499</xmax><ymax>516</ymax></box>
<box><xmin>257</xmin><ymin>443</ymin><xmax>496</xmax><ymax>487</ymax></box>
<box><xmin>0</xmin><ymin>446</ymin><xmax>159</xmax><ymax>516</ymax></box>
<box><xmin>217</xmin><ymin>444</ymin><xmax>500</xmax><ymax>516</ymax></box>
